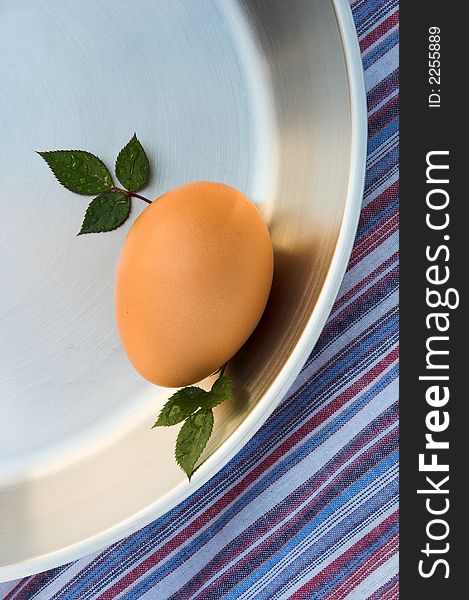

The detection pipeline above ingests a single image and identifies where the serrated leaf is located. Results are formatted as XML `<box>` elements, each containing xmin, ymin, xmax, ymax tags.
<box><xmin>201</xmin><ymin>376</ymin><xmax>233</xmax><ymax>409</ymax></box>
<box><xmin>176</xmin><ymin>409</ymin><xmax>214</xmax><ymax>479</ymax></box>
<box><xmin>153</xmin><ymin>387</ymin><xmax>207</xmax><ymax>427</ymax></box>
<box><xmin>115</xmin><ymin>134</ymin><xmax>150</xmax><ymax>192</ymax></box>
<box><xmin>38</xmin><ymin>150</ymin><xmax>113</xmax><ymax>195</ymax></box>
<box><xmin>78</xmin><ymin>191</ymin><xmax>130</xmax><ymax>234</ymax></box>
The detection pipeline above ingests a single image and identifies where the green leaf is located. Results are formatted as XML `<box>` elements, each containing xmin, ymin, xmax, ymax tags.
<box><xmin>153</xmin><ymin>387</ymin><xmax>207</xmax><ymax>427</ymax></box>
<box><xmin>115</xmin><ymin>134</ymin><xmax>150</xmax><ymax>192</ymax></box>
<box><xmin>38</xmin><ymin>150</ymin><xmax>113</xmax><ymax>195</ymax></box>
<box><xmin>78</xmin><ymin>191</ymin><xmax>130</xmax><ymax>234</ymax></box>
<box><xmin>175</xmin><ymin>409</ymin><xmax>214</xmax><ymax>479</ymax></box>
<box><xmin>201</xmin><ymin>376</ymin><xmax>233</xmax><ymax>409</ymax></box>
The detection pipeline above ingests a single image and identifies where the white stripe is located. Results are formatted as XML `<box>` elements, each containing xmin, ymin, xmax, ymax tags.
<box><xmin>363</xmin><ymin>166</ymin><xmax>399</xmax><ymax>208</ymax></box>
<box><xmin>351</xmin><ymin>216</ymin><xmax>398</xmax><ymax>268</ymax></box>
<box><xmin>28</xmin><ymin>553</ymin><xmax>100</xmax><ymax>600</ymax></box>
<box><xmin>367</xmin><ymin>134</ymin><xmax>398</xmax><ymax>170</ymax></box>
<box><xmin>0</xmin><ymin>579</ymin><xmax>22</xmax><ymax>598</ymax></box>
<box><xmin>365</xmin><ymin>45</ymin><xmax>399</xmax><ymax>92</ymax></box>
<box><xmin>344</xmin><ymin>554</ymin><xmax>399</xmax><ymax>599</ymax></box>
<box><xmin>363</xmin><ymin>170</ymin><xmax>399</xmax><ymax>208</ymax></box>
<box><xmin>358</xmin><ymin>3</ymin><xmax>395</xmax><ymax>44</ymax></box>
<box><xmin>367</xmin><ymin>132</ymin><xmax>398</xmax><ymax>168</ymax></box>
<box><xmin>368</xmin><ymin>88</ymin><xmax>399</xmax><ymax>117</ymax></box>
<box><xmin>357</xmin><ymin>8</ymin><xmax>396</xmax><ymax>42</ymax></box>
<box><xmin>362</xmin><ymin>23</ymin><xmax>398</xmax><ymax>58</ymax></box>
<box><xmin>330</xmin><ymin>237</ymin><xmax>398</xmax><ymax>319</ymax></box>
<box><xmin>338</xmin><ymin>231</ymin><xmax>398</xmax><ymax>303</ymax></box>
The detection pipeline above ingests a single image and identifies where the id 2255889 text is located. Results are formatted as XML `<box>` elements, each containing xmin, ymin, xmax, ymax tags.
<box><xmin>428</xmin><ymin>26</ymin><xmax>441</xmax><ymax>108</ymax></box>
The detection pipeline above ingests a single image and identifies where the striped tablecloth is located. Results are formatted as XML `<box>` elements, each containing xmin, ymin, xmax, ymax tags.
<box><xmin>0</xmin><ymin>1</ymin><xmax>399</xmax><ymax>597</ymax></box>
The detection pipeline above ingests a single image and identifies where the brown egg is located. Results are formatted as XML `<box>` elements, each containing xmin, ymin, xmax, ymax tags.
<box><xmin>115</xmin><ymin>182</ymin><xmax>273</xmax><ymax>387</ymax></box>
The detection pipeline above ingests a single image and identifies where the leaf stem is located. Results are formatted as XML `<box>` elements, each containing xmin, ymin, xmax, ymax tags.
<box><xmin>130</xmin><ymin>191</ymin><xmax>152</xmax><ymax>204</ymax></box>
<box><xmin>112</xmin><ymin>186</ymin><xmax>152</xmax><ymax>204</ymax></box>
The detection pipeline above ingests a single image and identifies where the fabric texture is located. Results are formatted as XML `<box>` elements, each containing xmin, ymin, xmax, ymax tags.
<box><xmin>0</xmin><ymin>0</ymin><xmax>399</xmax><ymax>597</ymax></box>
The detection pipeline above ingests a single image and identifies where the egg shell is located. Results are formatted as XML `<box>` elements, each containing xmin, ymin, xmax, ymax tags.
<box><xmin>115</xmin><ymin>182</ymin><xmax>273</xmax><ymax>387</ymax></box>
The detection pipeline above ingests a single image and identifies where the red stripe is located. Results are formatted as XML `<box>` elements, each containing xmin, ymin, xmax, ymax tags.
<box><xmin>294</xmin><ymin>490</ymin><xmax>398</xmax><ymax>600</ymax></box>
<box><xmin>290</xmin><ymin>511</ymin><xmax>399</xmax><ymax>599</ymax></box>
<box><xmin>98</xmin><ymin>349</ymin><xmax>398</xmax><ymax>599</ymax></box>
<box><xmin>367</xmin><ymin>72</ymin><xmax>398</xmax><ymax>112</ymax></box>
<box><xmin>306</xmin><ymin>300</ymin><xmax>397</xmax><ymax>382</ymax></box>
<box><xmin>291</xmin><ymin>515</ymin><xmax>398</xmax><ymax>599</ymax></box>
<box><xmin>4</xmin><ymin>571</ymin><xmax>62</xmax><ymax>600</ymax></box>
<box><xmin>336</xmin><ymin>536</ymin><xmax>398</xmax><ymax>599</ymax></box>
<box><xmin>349</xmin><ymin>211</ymin><xmax>398</xmax><ymax>269</ymax></box>
<box><xmin>374</xmin><ymin>574</ymin><xmax>400</xmax><ymax>600</ymax></box>
<box><xmin>334</xmin><ymin>251</ymin><xmax>398</xmax><ymax>315</ymax></box>
<box><xmin>360</xmin><ymin>10</ymin><xmax>399</xmax><ymax>52</ymax></box>
<box><xmin>368</xmin><ymin>94</ymin><xmax>399</xmax><ymax>133</ymax></box>
<box><xmin>3</xmin><ymin>577</ymin><xmax>33</xmax><ymax>600</ymax></box>
<box><xmin>359</xmin><ymin>181</ymin><xmax>399</xmax><ymax>230</ymax></box>
<box><xmin>322</xmin><ymin>266</ymin><xmax>398</xmax><ymax>341</ymax></box>
<box><xmin>380</xmin><ymin>577</ymin><xmax>400</xmax><ymax>600</ymax></box>
<box><xmin>328</xmin><ymin>536</ymin><xmax>398</xmax><ymax>598</ymax></box>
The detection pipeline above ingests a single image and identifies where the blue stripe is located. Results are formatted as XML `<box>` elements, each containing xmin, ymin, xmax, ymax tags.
<box><xmin>365</xmin><ymin>146</ymin><xmax>399</xmax><ymax>189</ymax></box>
<box><xmin>363</xmin><ymin>165</ymin><xmax>398</xmax><ymax>201</ymax></box>
<box><xmin>371</xmin><ymin>573</ymin><xmax>399</xmax><ymax>598</ymax></box>
<box><xmin>353</xmin><ymin>0</ymin><xmax>389</xmax><ymax>26</ymax></box>
<box><xmin>306</xmin><ymin>307</ymin><xmax>397</xmax><ymax>369</ymax></box>
<box><xmin>362</xmin><ymin>29</ymin><xmax>399</xmax><ymax>70</ymax></box>
<box><xmin>357</xmin><ymin>200</ymin><xmax>398</xmax><ymax>239</ymax></box>
<box><xmin>368</xmin><ymin>116</ymin><xmax>399</xmax><ymax>154</ymax></box>
<box><xmin>313</xmin><ymin>282</ymin><xmax>398</xmax><ymax>359</ymax></box>
<box><xmin>316</xmin><ymin>512</ymin><xmax>399</xmax><ymax>599</ymax></box>
<box><xmin>315</xmin><ymin>269</ymin><xmax>399</xmax><ymax>351</ymax></box>
<box><xmin>353</xmin><ymin>0</ymin><xmax>398</xmax><ymax>37</ymax></box>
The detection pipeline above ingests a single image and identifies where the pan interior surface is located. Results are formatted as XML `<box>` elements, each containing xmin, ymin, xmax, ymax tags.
<box><xmin>0</xmin><ymin>0</ymin><xmax>366</xmax><ymax>580</ymax></box>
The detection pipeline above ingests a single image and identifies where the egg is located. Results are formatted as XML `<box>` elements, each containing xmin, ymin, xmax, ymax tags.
<box><xmin>115</xmin><ymin>182</ymin><xmax>273</xmax><ymax>387</ymax></box>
